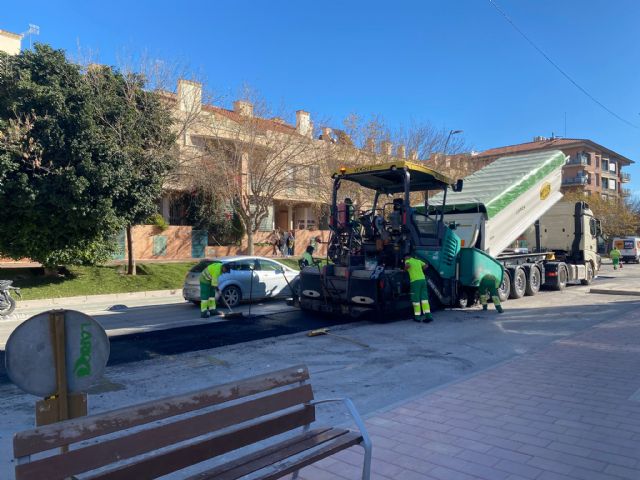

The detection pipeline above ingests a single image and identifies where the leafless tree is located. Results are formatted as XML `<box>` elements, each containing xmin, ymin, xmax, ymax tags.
<box><xmin>188</xmin><ymin>92</ymin><xmax>321</xmax><ymax>254</ymax></box>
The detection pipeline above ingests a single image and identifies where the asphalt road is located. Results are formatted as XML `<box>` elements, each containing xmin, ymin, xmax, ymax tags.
<box><xmin>1</xmin><ymin>262</ymin><xmax>640</xmax><ymax>475</ymax></box>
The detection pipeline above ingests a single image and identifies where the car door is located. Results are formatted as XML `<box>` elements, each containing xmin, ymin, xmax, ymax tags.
<box><xmin>224</xmin><ymin>260</ymin><xmax>256</xmax><ymax>299</ymax></box>
<box><xmin>255</xmin><ymin>259</ymin><xmax>286</xmax><ymax>297</ymax></box>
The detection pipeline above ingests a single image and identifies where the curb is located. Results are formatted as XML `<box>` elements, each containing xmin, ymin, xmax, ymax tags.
<box><xmin>16</xmin><ymin>289</ymin><xmax>182</xmax><ymax>309</ymax></box>
<box><xmin>589</xmin><ymin>288</ymin><xmax>640</xmax><ymax>296</ymax></box>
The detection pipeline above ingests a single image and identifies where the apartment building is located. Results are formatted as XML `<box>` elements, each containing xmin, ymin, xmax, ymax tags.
<box><xmin>0</xmin><ymin>28</ymin><xmax>21</xmax><ymax>55</ymax></box>
<box><xmin>161</xmin><ymin>79</ymin><xmax>330</xmax><ymax>236</ymax></box>
<box><xmin>476</xmin><ymin>137</ymin><xmax>633</xmax><ymax>199</ymax></box>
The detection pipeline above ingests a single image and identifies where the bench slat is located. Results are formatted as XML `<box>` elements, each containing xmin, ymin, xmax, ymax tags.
<box><xmin>188</xmin><ymin>427</ymin><xmax>352</xmax><ymax>480</ymax></box>
<box><xmin>14</xmin><ymin>364</ymin><xmax>309</xmax><ymax>457</ymax></box>
<box><xmin>85</xmin><ymin>405</ymin><xmax>316</xmax><ymax>480</ymax></box>
<box><xmin>257</xmin><ymin>431</ymin><xmax>363</xmax><ymax>480</ymax></box>
<box><xmin>15</xmin><ymin>385</ymin><xmax>314</xmax><ymax>480</ymax></box>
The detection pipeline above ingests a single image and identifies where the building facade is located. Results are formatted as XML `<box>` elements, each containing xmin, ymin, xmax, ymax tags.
<box><xmin>475</xmin><ymin>137</ymin><xmax>633</xmax><ymax>200</ymax></box>
<box><xmin>0</xmin><ymin>29</ymin><xmax>21</xmax><ymax>55</ymax></box>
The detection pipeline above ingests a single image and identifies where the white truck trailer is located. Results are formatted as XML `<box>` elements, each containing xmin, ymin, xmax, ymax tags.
<box><xmin>435</xmin><ymin>150</ymin><xmax>602</xmax><ymax>301</ymax></box>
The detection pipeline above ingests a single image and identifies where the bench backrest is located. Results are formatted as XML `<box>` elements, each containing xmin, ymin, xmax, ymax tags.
<box><xmin>13</xmin><ymin>364</ymin><xmax>314</xmax><ymax>480</ymax></box>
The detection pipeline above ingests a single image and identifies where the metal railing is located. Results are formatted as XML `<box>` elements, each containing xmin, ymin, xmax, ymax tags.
<box><xmin>562</xmin><ymin>176</ymin><xmax>588</xmax><ymax>186</ymax></box>
<box><xmin>565</xmin><ymin>154</ymin><xmax>589</xmax><ymax>166</ymax></box>
<box><xmin>621</xmin><ymin>172</ymin><xmax>631</xmax><ymax>183</ymax></box>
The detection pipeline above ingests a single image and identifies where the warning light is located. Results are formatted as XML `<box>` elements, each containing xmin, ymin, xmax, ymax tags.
<box><xmin>460</xmin><ymin>239</ymin><xmax>465</xmax><ymax>247</ymax></box>
<box><xmin>339</xmin><ymin>167</ymin><xmax>347</xmax><ymax>174</ymax></box>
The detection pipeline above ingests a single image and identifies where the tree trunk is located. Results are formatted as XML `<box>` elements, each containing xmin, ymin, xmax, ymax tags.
<box><xmin>246</xmin><ymin>229</ymin><xmax>255</xmax><ymax>255</ymax></box>
<box><xmin>126</xmin><ymin>225</ymin><xmax>136</xmax><ymax>275</ymax></box>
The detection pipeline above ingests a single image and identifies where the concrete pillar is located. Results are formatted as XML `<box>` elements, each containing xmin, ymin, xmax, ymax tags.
<box><xmin>288</xmin><ymin>204</ymin><xmax>293</xmax><ymax>230</ymax></box>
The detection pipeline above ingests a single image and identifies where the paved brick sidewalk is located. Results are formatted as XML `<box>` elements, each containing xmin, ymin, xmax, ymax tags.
<box><xmin>299</xmin><ymin>309</ymin><xmax>640</xmax><ymax>480</ymax></box>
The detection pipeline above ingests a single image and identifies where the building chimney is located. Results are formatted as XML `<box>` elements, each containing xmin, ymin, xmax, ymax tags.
<box><xmin>396</xmin><ymin>145</ymin><xmax>406</xmax><ymax>158</ymax></box>
<box><xmin>533</xmin><ymin>135</ymin><xmax>547</xmax><ymax>142</ymax></box>
<box><xmin>177</xmin><ymin>79</ymin><xmax>202</xmax><ymax>113</ymax></box>
<box><xmin>234</xmin><ymin>100</ymin><xmax>254</xmax><ymax>117</ymax></box>
<box><xmin>409</xmin><ymin>150</ymin><xmax>419</xmax><ymax>160</ymax></box>
<box><xmin>296</xmin><ymin>110</ymin><xmax>312</xmax><ymax>137</ymax></box>
<box><xmin>381</xmin><ymin>141</ymin><xmax>393</xmax><ymax>156</ymax></box>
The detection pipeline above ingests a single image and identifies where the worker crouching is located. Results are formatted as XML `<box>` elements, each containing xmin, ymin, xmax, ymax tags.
<box><xmin>199</xmin><ymin>262</ymin><xmax>230</xmax><ymax>318</ymax></box>
<box><xmin>479</xmin><ymin>274</ymin><xmax>504</xmax><ymax>313</ymax></box>
<box><xmin>404</xmin><ymin>253</ymin><xmax>432</xmax><ymax>323</ymax></box>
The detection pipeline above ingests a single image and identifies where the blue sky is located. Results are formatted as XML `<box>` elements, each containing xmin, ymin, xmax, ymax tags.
<box><xmin>4</xmin><ymin>0</ymin><xmax>640</xmax><ymax>193</ymax></box>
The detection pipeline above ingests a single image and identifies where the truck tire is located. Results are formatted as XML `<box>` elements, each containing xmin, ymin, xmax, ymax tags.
<box><xmin>509</xmin><ymin>268</ymin><xmax>526</xmax><ymax>299</ymax></box>
<box><xmin>551</xmin><ymin>265</ymin><xmax>568</xmax><ymax>291</ymax></box>
<box><xmin>498</xmin><ymin>271</ymin><xmax>510</xmax><ymax>303</ymax></box>
<box><xmin>580</xmin><ymin>262</ymin><xmax>594</xmax><ymax>285</ymax></box>
<box><xmin>525</xmin><ymin>267</ymin><xmax>541</xmax><ymax>296</ymax></box>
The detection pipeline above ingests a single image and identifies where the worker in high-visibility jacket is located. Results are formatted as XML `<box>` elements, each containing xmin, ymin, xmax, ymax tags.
<box><xmin>610</xmin><ymin>246</ymin><xmax>622</xmax><ymax>270</ymax></box>
<box><xmin>199</xmin><ymin>261</ymin><xmax>230</xmax><ymax>318</ymax></box>
<box><xmin>479</xmin><ymin>274</ymin><xmax>504</xmax><ymax>313</ymax></box>
<box><xmin>403</xmin><ymin>253</ymin><xmax>432</xmax><ymax>323</ymax></box>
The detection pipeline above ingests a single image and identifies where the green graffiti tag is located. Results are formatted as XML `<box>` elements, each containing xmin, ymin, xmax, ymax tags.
<box><xmin>73</xmin><ymin>323</ymin><xmax>93</xmax><ymax>378</ymax></box>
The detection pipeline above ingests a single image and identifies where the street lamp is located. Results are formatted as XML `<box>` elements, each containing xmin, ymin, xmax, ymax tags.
<box><xmin>443</xmin><ymin>129</ymin><xmax>463</xmax><ymax>159</ymax></box>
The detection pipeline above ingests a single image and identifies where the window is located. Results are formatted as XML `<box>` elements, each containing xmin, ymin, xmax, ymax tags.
<box><xmin>602</xmin><ymin>178</ymin><xmax>608</xmax><ymax>189</ymax></box>
<box><xmin>601</xmin><ymin>159</ymin><xmax>609</xmax><ymax>171</ymax></box>
<box><xmin>596</xmin><ymin>157</ymin><xmax>600</xmax><ymax>169</ymax></box>
<box><xmin>256</xmin><ymin>259</ymin><xmax>282</xmax><ymax>271</ymax></box>
<box><xmin>609</xmin><ymin>161</ymin><xmax>616</xmax><ymax>173</ymax></box>
<box><xmin>227</xmin><ymin>259</ymin><xmax>256</xmax><ymax>271</ymax></box>
<box><xmin>609</xmin><ymin>179</ymin><xmax>616</xmax><ymax>190</ymax></box>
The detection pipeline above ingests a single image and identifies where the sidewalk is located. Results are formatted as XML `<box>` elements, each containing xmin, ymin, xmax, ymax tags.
<box><xmin>299</xmin><ymin>308</ymin><xmax>640</xmax><ymax>480</ymax></box>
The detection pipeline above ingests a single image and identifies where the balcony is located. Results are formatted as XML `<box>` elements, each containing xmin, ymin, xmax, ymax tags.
<box><xmin>565</xmin><ymin>154</ymin><xmax>589</xmax><ymax>166</ymax></box>
<box><xmin>621</xmin><ymin>172</ymin><xmax>631</xmax><ymax>183</ymax></box>
<box><xmin>562</xmin><ymin>176</ymin><xmax>588</xmax><ymax>186</ymax></box>
<box><xmin>622</xmin><ymin>188</ymin><xmax>632</xmax><ymax>197</ymax></box>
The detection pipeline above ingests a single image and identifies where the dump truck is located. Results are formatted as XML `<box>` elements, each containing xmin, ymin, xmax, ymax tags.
<box><xmin>434</xmin><ymin>150</ymin><xmax>603</xmax><ymax>301</ymax></box>
<box><xmin>297</xmin><ymin>161</ymin><xmax>504</xmax><ymax>316</ymax></box>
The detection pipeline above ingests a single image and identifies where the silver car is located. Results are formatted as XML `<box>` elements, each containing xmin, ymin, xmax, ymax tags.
<box><xmin>183</xmin><ymin>256</ymin><xmax>300</xmax><ymax>307</ymax></box>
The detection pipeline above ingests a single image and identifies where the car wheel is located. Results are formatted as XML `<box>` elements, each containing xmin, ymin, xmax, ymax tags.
<box><xmin>222</xmin><ymin>285</ymin><xmax>242</xmax><ymax>308</ymax></box>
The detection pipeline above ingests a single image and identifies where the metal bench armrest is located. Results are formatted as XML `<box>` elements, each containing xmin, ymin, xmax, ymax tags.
<box><xmin>306</xmin><ymin>398</ymin><xmax>371</xmax><ymax>452</ymax></box>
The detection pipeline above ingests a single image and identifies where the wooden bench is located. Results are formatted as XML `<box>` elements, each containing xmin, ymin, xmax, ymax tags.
<box><xmin>13</xmin><ymin>364</ymin><xmax>371</xmax><ymax>480</ymax></box>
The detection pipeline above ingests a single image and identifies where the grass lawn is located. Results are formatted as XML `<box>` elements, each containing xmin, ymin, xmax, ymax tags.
<box><xmin>0</xmin><ymin>263</ymin><xmax>196</xmax><ymax>300</ymax></box>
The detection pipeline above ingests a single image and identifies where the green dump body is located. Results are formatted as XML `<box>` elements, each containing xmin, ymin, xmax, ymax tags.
<box><xmin>458</xmin><ymin>247</ymin><xmax>504</xmax><ymax>287</ymax></box>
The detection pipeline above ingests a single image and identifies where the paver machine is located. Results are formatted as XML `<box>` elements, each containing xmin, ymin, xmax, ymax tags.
<box><xmin>297</xmin><ymin>161</ymin><xmax>504</xmax><ymax>317</ymax></box>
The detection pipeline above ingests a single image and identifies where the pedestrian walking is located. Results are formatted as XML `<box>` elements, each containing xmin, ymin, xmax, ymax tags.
<box><xmin>199</xmin><ymin>261</ymin><xmax>230</xmax><ymax>318</ymax></box>
<box><xmin>287</xmin><ymin>230</ymin><xmax>295</xmax><ymax>256</ymax></box>
<box><xmin>479</xmin><ymin>273</ymin><xmax>504</xmax><ymax>313</ymax></box>
<box><xmin>610</xmin><ymin>246</ymin><xmax>622</xmax><ymax>270</ymax></box>
<box><xmin>281</xmin><ymin>230</ymin><xmax>290</xmax><ymax>257</ymax></box>
<box><xmin>403</xmin><ymin>253</ymin><xmax>432</xmax><ymax>323</ymax></box>
<box><xmin>269</xmin><ymin>229</ymin><xmax>280</xmax><ymax>257</ymax></box>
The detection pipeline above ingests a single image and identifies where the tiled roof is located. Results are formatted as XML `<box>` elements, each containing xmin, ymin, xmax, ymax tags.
<box><xmin>478</xmin><ymin>138</ymin><xmax>634</xmax><ymax>165</ymax></box>
<box><xmin>202</xmin><ymin>105</ymin><xmax>298</xmax><ymax>135</ymax></box>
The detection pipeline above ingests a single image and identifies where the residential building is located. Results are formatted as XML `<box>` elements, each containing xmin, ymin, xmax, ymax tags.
<box><xmin>161</xmin><ymin>80</ymin><xmax>332</xmax><ymax>241</ymax></box>
<box><xmin>0</xmin><ymin>28</ymin><xmax>21</xmax><ymax>55</ymax></box>
<box><xmin>475</xmin><ymin>137</ymin><xmax>633</xmax><ymax>199</ymax></box>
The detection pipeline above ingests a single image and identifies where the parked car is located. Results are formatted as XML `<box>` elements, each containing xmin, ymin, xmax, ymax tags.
<box><xmin>183</xmin><ymin>256</ymin><xmax>300</xmax><ymax>307</ymax></box>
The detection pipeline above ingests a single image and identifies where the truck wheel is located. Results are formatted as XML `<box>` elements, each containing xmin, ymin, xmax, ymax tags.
<box><xmin>552</xmin><ymin>265</ymin><xmax>568</xmax><ymax>291</ymax></box>
<box><xmin>580</xmin><ymin>262</ymin><xmax>594</xmax><ymax>285</ymax></box>
<box><xmin>525</xmin><ymin>267</ymin><xmax>541</xmax><ymax>296</ymax></box>
<box><xmin>509</xmin><ymin>268</ymin><xmax>526</xmax><ymax>299</ymax></box>
<box><xmin>498</xmin><ymin>271</ymin><xmax>510</xmax><ymax>303</ymax></box>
